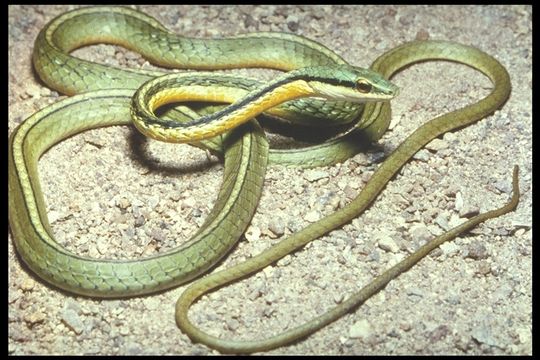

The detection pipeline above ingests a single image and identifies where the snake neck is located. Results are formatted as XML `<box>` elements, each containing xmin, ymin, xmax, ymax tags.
<box><xmin>132</xmin><ymin>79</ymin><xmax>314</xmax><ymax>143</ymax></box>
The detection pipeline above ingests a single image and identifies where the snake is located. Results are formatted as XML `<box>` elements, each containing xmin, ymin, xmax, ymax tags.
<box><xmin>8</xmin><ymin>6</ymin><xmax>519</xmax><ymax>354</ymax></box>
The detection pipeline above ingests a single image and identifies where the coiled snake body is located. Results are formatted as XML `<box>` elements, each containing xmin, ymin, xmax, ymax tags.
<box><xmin>8</xmin><ymin>6</ymin><xmax>519</xmax><ymax>353</ymax></box>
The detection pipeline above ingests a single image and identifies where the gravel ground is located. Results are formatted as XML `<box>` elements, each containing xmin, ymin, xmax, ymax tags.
<box><xmin>8</xmin><ymin>5</ymin><xmax>531</xmax><ymax>355</ymax></box>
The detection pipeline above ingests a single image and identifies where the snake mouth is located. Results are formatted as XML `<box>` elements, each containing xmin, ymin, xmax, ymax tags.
<box><xmin>308</xmin><ymin>81</ymin><xmax>398</xmax><ymax>103</ymax></box>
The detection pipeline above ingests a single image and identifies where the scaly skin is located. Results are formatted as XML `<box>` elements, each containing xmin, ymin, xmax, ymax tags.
<box><xmin>8</xmin><ymin>6</ymin><xmax>518</xmax><ymax>354</ymax></box>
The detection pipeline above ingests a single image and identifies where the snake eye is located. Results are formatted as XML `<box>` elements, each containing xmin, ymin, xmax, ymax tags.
<box><xmin>356</xmin><ymin>80</ymin><xmax>373</xmax><ymax>93</ymax></box>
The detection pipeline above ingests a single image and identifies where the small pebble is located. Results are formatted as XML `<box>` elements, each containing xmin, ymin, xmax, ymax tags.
<box><xmin>61</xmin><ymin>309</ymin><xmax>84</xmax><ymax>335</ymax></box>
<box><xmin>406</xmin><ymin>286</ymin><xmax>425</xmax><ymax>298</ymax></box>
<box><xmin>8</xmin><ymin>291</ymin><xmax>21</xmax><ymax>304</ymax></box>
<box><xmin>286</xmin><ymin>15</ymin><xmax>299</xmax><ymax>32</ymax></box>
<box><xmin>277</xmin><ymin>255</ymin><xmax>292</xmax><ymax>267</ymax></box>
<box><xmin>476</xmin><ymin>260</ymin><xmax>492</xmax><ymax>275</ymax></box>
<box><xmin>144</xmin><ymin>299</ymin><xmax>160</xmax><ymax>311</ymax></box>
<box><xmin>245</xmin><ymin>226</ymin><xmax>261</xmax><ymax>242</ymax></box>
<box><xmin>434</xmin><ymin>213</ymin><xmax>450</xmax><ymax>231</ymax></box>
<box><xmin>304</xmin><ymin>210</ymin><xmax>320</xmax><ymax>223</ymax></box>
<box><xmin>471</xmin><ymin>321</ymin><xmax>498</xmax><ymax>347</ymax></box>
<box><xmin>226</xmin><ymin>318</ymin><xmax>240</xmax><ymax>331</ymax></box>
<box><xmin>426</xmin><ymin>138</ymin><xmax>449</xmax><ymax>151</ymax></box>
<box><xmin>117</xmin><ymin>197</ymin><xmax>131</xmax><ymax>210</ymax></box>
<box><xmin>120</xmin><ymin>326</ymin><xmax>130</xmax><ymax>336</ymax></box>
<box><xmin>334</xmin><ymin>293</ymin><xmax>345</xmax><ymax>304</ymax></box>
<box><xmin>63</xmin><ymin>299</ymin><xmax>81</xmax><ymax>313</ymax></box>
<box><xmin>349</xmin><ymin>319</ymin><xmax>372</xmax><ymax>339</ymax></box>
<box><xmin>428</xmin><ymin>324</ymin><xmax>449</xmax><ymax>343</ymax></box>
<box><xmin>150</xmin><ymin>228</ymin><xmax>167</xmax><ymax>243</ymax></box>
<box><xmin>464</xmin><ymin>242</ymin><xmax>489</xmax><ymax>260</ymax></box>
<box><xmin>459</xmin><ymin>205</ymin><xmax>480</xmax><ymax>218</ymax></box>
<box><xmin>48</xmin><ymin>210</ymin><xmax>66</xmax><ymax>224</ymax></box>
<box><xmin>125</xmin><ymin>343</ymin><xmax>143</xmax><ymax>355</ymax></box>
<box><xmin>440</xmin><ymin>241</ymin><xmax>460</xmax><ymax>255</ymax></box>
<box><xmin>454</xmin><ymin>192</ymin><xmax>464</xmax><ymax>211</ymax></box>
<box><xmin>377</xmin><ymin>234</ymin><xmax>399</xmax><ymax>253</ymax></box>
<box><xmin>20</xmin><ymin>279</ymin><xmax>35</xmax><ymax>292</ymax></box>
<box><xmin>268</xmin><ymin>219</ymin><xmax>285</xmax><ymax>236</ymax></box>
<box><xmin>24</xmin><ymin>311</ymin><xmax>46</xmax><ymax>326</ymax></box>
<box><xmin>409</xmin><ymin>224</ymin><xmax>433</xmax><ymax>243</ymax></box>
<box><xmin>96</xmin><ymin>237</ymin><xmax>110</xmax><ymax>255</ymax></box>
<box><xmin>181</xmin><ymin>197</ymin><xmax>196</xmax><ymax>209</ymax></box>
<box><xmin>25</xmin><ymin>83</ymin><xmax>41</xmax><ymax>98</ymax></box>
<box><xmin>304</xmin><ymin>169</ymin><xmax>329</xmax><ymax>182</ymax></box>
<box><xmin>413</xmin><ymin>149</ymin><xmax>431</xmax><ymax>162</ymax></box>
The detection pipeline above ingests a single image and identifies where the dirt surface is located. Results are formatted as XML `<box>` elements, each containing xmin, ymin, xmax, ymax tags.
<box><xmin>8</xmin><ymin>5</ymin><xmax>531</xmax><ymax>355</ymax></box>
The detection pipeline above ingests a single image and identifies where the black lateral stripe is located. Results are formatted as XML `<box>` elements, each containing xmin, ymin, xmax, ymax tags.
<box><xmin>141</xmin><ymin>74</ymin><xmax>357</xmax><ymax>129</ymax></box>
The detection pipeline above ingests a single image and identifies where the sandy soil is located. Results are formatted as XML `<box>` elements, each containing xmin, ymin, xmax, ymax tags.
<box><xmin>8</xmin><ymin>5</ymin><xmax>531</xmax><ymax>355</ymax></box>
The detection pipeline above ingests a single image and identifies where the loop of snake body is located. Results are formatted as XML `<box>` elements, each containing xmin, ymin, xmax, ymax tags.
<box><xmin>8</xmin><ymin>6</ymin><xmax>519</xmax><ymax>354</ymax></box>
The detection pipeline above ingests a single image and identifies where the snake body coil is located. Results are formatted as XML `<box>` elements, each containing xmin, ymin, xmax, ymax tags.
<box><xmin>9</xmin><ymin>6</ymin><xmax>518</xmax><ymax>354</ymax></box>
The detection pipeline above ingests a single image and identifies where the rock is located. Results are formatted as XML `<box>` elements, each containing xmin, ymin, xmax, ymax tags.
<box><xmin>516</xmin><ymin>327</ymin><xmax>531</xmax><ymax>345</ymax></box>
<box><xmin>61</xmin><ymin>309</ymin><xmax>84</xmax><ymax>335</ymax></box>
<box><xmin>476</xmin><ymin>260</ymin><xmax>492</xmax><ymax>275</ymax></box>
<box><xmin>343</xmin><ymin>185</ymin><xmax>357</xmax><ymax>199</ymax></box>
<box><xmin>374</xmin><ymin>232</ymin><xmax>399</xmax><ymax>253</ymax></box>
<box><xmin>459</xmin><ymin>204</ymin><xmax>480</xmax><ymax>218</ymax></box>
<box><xmin>413</xmin><ymin>149</ymin><xmax>431</xmax><ymax>162</ymax></box>
<box><xmin>464</xmin><ymin>242</ymin><xmax>489</xmax><ymax>260</ymax></box>
<box><xmin>48</xmin><ymin>210</ymin><xmax>67</xmax><ymax>224</ymax></box>
<box><xmin>277</xmin><ymin>255</ymin><xmax>292</xmax><ymax>267</ymax></box>
<box><xmin>119</xmin><ymin>326</ymin><xmax>130</xmax><ymax>336</ymax></box>
<box><xmin>334</xmin><ymin>293</ymin><xmax>344</xmax><ymax>304</ymax></box>
<box><xmin>304</xmin><ymin>169</ymin><xmax>329</xmax><ymax>182</ymax></box>
<box><xmin>426</xmin><ymin>138</ymin><xmax>449</xmax><ymax>151</ymax></box>
<box><xmin>116</xmin><ymin>197</ymin><xmax>131</xmax><ymax>209</ymax></box>
<box><xmin>454</xmin><ymin>192</ymin><xmax>464</xmax><ymax>212</ymax></box>
<box><xmin>181</xmin><ymin>197</ymin><xmax>196</xmax><ymax>209</ymax></box>
<box><xmin>144</xmin><ymin>298</ymin><xmax>160</xmax><ymax>311</ymax></box>
<box><xmin>20</xmin><ymin>279</ymin><xmax>35</xmax><ymax>292</ymax></box>
<box><xmin>150</xmin><ymin>228</ymin><xmax>167</xmax><ymax>243</ymax></box>
<box><xmin>377</xmin><ymin>234</ymin><xmax>399</xmax><ymax>253</ymax></box>
<box><xmin>245</xmin><ymin>226</ymin><xmax>261</xmax><ymax>242</ymax></box>
<box><xmin>286</xmin><ymin>15</ymin><xmax>299</xmax><ymax>32</ymax></box>
<box><xmin>24</xmin><ymin>311</ymin><xmax>45</xmax><ymax>326</ymax></box>
<box><xmin>434</xmin><ymin>213</ymin><xmax>450</xmax><ymax>231</ymax></box>
<box><xmin>445</xmin><ymin>294</ymin><xmax>461</xmax><ymax>305</ymax></box>
<box><xmin>125</xmin><ymin>342</ymin><xmax>143</xmax><ymax>355</ymax></box>
<box><xmin>148</xmin><ymin>196</ymin><xmax>160</xmax><ymax>210</ymax></box>
<box><xmin>409</xmin><ymin>224</ymin><xmax>433</xmax><ymax>243</ymax></box>
<box><xmin>428</xmin><ymin>324</ymin><xmax>449</xmax><ymax>343</ymax></box>
<box><xmin>226</xmin><ymin>318</ymin><xmax>240</xmax><ymax>331</ymax></box>
<box><xmin>406</xmin><ymin>287</ymin><xmax>425</xmax><ymax>298</ymax></box>
<box><xmin>493</xmin><ymin>284</ymin><xmax>513</xmax><ymax>303</ymax></box>
<box><xmin>304</xmin><ymin>210</ymin><xmax>320</xmax><ymax>223</ymax></box>
<box><xmin>268</xmin><ymin>219</ymin><xmax>285</xmax><ymax>237</ymax></box>
<box><xmin>494</xmin><ymin>179</ymin><xmax>512</xmax><ymax>194</ymax></box>
<box><xmin>440</xmin><ymin>241</ymin><xmax>460</xmax><ymax>255</ymax></box>
<box><xmin>25</xmin><ymin>83</ymin><xmax>41</xmax><ymax>98</ymax></box>
<box><xmin>63</xmin><ymin>299</ymin><xmax>81</xmax><ymax>313</ymax></box>
<box><xmin>349</xmin><ymin>319</ymin><xmax>372</xmax><ymax>339</ymax></box>
<box><xmin>471</xmin><ymin>321</ymin><xmax>499</xmax><ymax>347</ymax></box>
<box><xmin>8</xmin><ymin>291</ymin><xmax>21</xmax><ymax>304</ymax></box>
<box><xmin>96</xmin><ymin>237</ymin><xmax>110</xmax><ymax>255</ymax></box>
<box><xmin>369</xmin><ymin>249</ymin><xmax>380</xmax><ymax>262</ymax></box>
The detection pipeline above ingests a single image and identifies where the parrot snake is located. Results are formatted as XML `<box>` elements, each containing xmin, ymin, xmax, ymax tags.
<box><xmin>8</xmin><ymin>6</ymin><xmax>519</xmax><ymax>354</ymax></box>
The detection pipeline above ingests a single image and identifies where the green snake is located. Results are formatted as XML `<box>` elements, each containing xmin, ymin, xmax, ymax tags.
<box><xmin>8</xmin><ymin>6</ymin><xmax>519</xmax><ymax>354</ymax></box>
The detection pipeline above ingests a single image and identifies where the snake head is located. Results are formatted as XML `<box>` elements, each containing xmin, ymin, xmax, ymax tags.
<box><xmin>301</xmin><ymin>65</ymin><xmax>399</xmax><ymax>102</ymax></box>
